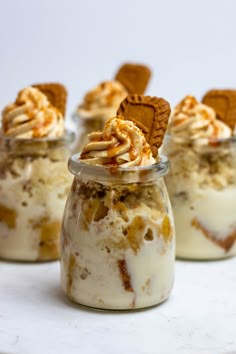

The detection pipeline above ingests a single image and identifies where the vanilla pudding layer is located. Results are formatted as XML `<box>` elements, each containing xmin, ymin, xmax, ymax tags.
<box><xmin>170</xmin><ymin>185</ymin><xmax>236</xmax><ymax>259</ymax></box>
<box><xmin>0</xmin><ymin>153</ymin><xmax>72</xmax><ymax>261</ymax></box>
<box><xmin>61</xmin><ymin>242</ymin><xmax>174</xmax><ymax>310</ymax></box>
<box><xmin>61</xmin><ymin>179</ymin><xmax>175</xmax><ymax>310</ymax></box>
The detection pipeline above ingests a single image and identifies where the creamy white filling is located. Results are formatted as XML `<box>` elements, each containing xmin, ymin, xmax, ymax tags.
<box><xmin>61</xmin><ymin>241</ymin><xmax>174</xmax><ymax>309</ymax></box>
<box><xmin>61</xmin><ymin>201</ymin><xmax>175</xmax><ymax>309</ymax></box>
<box><xmin>171</xmin><ymin>186</ymin><xmax>236</xmax><ymax>259</ymax></box>
<box><xmin>125</xmin><ymin>244</ymin><xmax>174</xmax><ymax>308</ymax></box>
<box><xmin>0</xmin><ymin>157</ymin><xmax>72</xmax><ymax>261</ymax></box>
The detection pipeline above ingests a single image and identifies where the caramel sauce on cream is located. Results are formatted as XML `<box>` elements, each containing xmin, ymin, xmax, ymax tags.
<box><xmin>80</xmin><ymin>117</ymin><xmax>155</xmax><ymax>167</ymax></box>
<box><xmin>2</xmin><ymin>87</ymin><xmax>64</xmax><ymax>138</ymax></box>
<box><xmin>169</xmin><ymin>95</ymin><xmax>232</xmax><ymax>141</ymax></box>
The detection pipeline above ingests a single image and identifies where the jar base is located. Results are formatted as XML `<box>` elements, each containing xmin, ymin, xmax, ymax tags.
<box><xmin>64</xmin><ymin>290</ymin><xmax>172</xmax><ymax>311</ymax></box>
<box><xmin>176</xmin><ymin>252</ymin><xmax>236</xmax><ymax>261</ymax></box>
<box><xmin>66</xmin><ymin>296</ymin><xmax>170</xmax><ymax>312</ymax></box>
<box><xmin>0</xmin><ymin>254</ymin><xmax>59</xmax><ymax>263</ymax></box>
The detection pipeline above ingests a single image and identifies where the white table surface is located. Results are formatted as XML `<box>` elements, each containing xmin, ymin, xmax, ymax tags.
<box><xmin>0</xmin><ymin>258</ymin><xmax>236</xmax><ymax>354</ymax></box>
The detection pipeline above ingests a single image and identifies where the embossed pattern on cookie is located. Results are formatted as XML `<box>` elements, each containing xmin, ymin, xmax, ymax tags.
<box><xmin>115</xmin><ymin>63</ymin><xmax>151</xmax><ymax>95</ymax></box>
<box><xmin>32</xmin><ymin>83</ymin><xmax>67</xmax><ymax>117</ymax></box>
<box><xmin>117</xmin><ymin>94</ymin><xmax>171</xmax><ymax>157</ymax></box>
<box><xmin>202</xmin><ymin>89</ymin><xmax>236</xmax><ymax>130</ymax></box>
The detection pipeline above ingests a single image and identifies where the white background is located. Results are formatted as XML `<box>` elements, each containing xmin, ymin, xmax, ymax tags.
<box><xmin>1</xmin><ymin>2</ymin><xmax>236</xmax><ymax>353</ymax></box>
<box><xmin>1</xmin><ymin>260</ymin><xmax>236</xmax><ymax>354</ymax></box>
<box><xmin>0</xmin><ymin>0</ymin><xmax>236</xmax><ymax>119</ymax></box>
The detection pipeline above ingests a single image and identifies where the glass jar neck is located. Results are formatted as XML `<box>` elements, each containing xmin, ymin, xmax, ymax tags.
<box><xmin>68</xmin><ymin>154</ymin><xmax>170</xmax><ymax>184</ymax></box>
<box><xmin>0</xmin><ymin>130</ymin><xmax>75</xmax><ymax>154</ymax></box>
<box><xmin>164</xmin><ymin>134</ymin><xmax>236</xmax><ymax>152</ymax></box>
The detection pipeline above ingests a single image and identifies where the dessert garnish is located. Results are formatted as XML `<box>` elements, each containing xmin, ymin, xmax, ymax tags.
<box><xmin>117</xmin><ymin>94</ymin><xmax>171</xmax><ymax>157</ymax></box>
<box><xmin>32</xmin><ymin>83</ymin><xmax>67</xmax><ymax>117</ymax></box>
<box><xmin>202</xmin><ymin>89</ymin><xmax>236</xmax><ymax>131</ymax></box>
<box><xmin>115</xmin><ymin>63</ymin><xmax>151</xmax><ymax>95</ymax></box>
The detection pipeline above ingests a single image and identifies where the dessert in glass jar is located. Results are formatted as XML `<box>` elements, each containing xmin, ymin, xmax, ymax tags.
<box><xmin>61</xmin><ymin>94</ymin><xmax>175</xmax><ymax>310</ymax></box>
<box><xmin>0</xmin><ymin>84</ymin><xmax>73</xmax><ymax>261</ymax></box>
<box><xmin>72</xmin><ymin>63</ymin><xmax>151</xmax><ymax>153</ymax></box>
<box><xmin>163</xmin><ymin>95</ymin><xmax>236</xmax><ymax>260</ymax></box>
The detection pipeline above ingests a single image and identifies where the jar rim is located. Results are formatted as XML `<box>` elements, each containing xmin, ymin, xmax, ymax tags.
<box><xmin>0</xmin><ymin>129</ymin><xmax>75</xmax><ymax>151</ymax></box>
<box><xmin>68</xmin><ymin>153</ymin><xmax>170</xmax><ymax>180</ymax></box>
<box><xmin>165</xmin><ymin>133</ymin><xmax>236</xmax><ymax>145</ymax></box>
<box><xmin>0</xmin><ymin>129</ymin><xmax>75</xmax><ymax>144</ymax></box>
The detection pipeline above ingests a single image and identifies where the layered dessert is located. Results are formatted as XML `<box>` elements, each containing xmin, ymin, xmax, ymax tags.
<box><xmin>72</xmin><ymin>63</ymin><xmax>151</xmax><ymax>153</ymax></box>
<box><xmin>163</xmin><ymin>95</ymin><xmax>236</xmax><ymax>259</ymax></box>
<box><xmin>0</xmin><ymin>84</ymin><xmax>73</xmax><ymax>261</ymax></box>
<box><xmin>61</xmin><ymin>94</ymin><xmax>175</xmax><ymax>310</ymax></box>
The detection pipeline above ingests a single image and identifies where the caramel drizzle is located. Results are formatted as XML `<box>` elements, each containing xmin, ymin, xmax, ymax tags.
<box><xmin>117</xmin><ymin>259</ymin><xmax>134</xmax><ymax>293</ymax></box>
<box><xmin>191</xmin><ymin>218</ymin><xmax>236</xmax><ymax>252</ymax></box>
<box><xmin>67</xmin><ymin>254</ymin><xmax>76</xmax><ymax>296</ymax></box>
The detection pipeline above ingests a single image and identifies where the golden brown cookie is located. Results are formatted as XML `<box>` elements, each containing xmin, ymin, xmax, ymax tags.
<box><xmin>115</xmin><ymin>63</ymin><xmax>151</xmax><ymax>94</ymax></box>
<box><xmin>117</xmin><ymin>94</ymin><xmax>171</xmax><ymax>157</ymax></box>
<box><xmin>32</xmin><ymin>83</ymin><xmax>67</xmax><ymax>116</ymax></box>
<box><xmin>202</xmin><ymin>89</ymin><xmax>236</xmax><ymax>130</ymax></box>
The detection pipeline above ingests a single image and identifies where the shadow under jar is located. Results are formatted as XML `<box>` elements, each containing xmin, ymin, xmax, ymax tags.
<box><xmin>163</xmin><ymin>135</ymin><xmax>236</xmax><ymax>260</ymax></box>
<box><xmin>61</xmin><ymin>155</ymin><xmax>175</xmax><ymax>310</ymax></box>
<box><xmin>0</xmin><ymin>132</ymin><xmax>74</xmax><ymax>262</ymax></box>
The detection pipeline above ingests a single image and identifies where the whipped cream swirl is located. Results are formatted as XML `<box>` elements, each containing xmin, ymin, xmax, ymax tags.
<box><xmin>168</xmin><ymin>96</ymin><xmax>232</xmax><ymax>141</ymax></box>
<box><xmin>80</xmin><ymin>117</ymin><xmax>155</xmax><ymax>167</ymax></box>
<box><xmin>77</xmin><ymin>81</ymin><xmax>128</xmax><ymax>120</ymax></box>
<box><xmin>2</xmin><ymin>87</ymin><xmax>64</xmax><ymax>138</ymax></box>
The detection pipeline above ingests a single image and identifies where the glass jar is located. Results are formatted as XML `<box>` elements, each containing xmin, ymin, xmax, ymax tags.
<box><xmin>61</xmin><ymin>155</ymin><xmax>175</xmax><ymax>310</ymax></box>
<box><xmin>163</xmin><ymin>135</ymin><xmax>236</xmax><ymax>260</ymax></box>
<box><xmin>0</xmin><ymin>132</ymin><xmax>74</xmax><ymax>262</ymax></box>
<box><xmin>71</xmin><ymin>112</ymin><xmax>107</xmax><ymax>154</ymax></box>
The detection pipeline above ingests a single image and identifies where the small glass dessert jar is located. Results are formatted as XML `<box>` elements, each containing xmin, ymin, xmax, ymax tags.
<box><xmin>0</xmin><ymin>132</ymin><xmax>74</xmax><ymax>261</ymax></box>
<box><xmin>163</xmin><ymin>135</ymin><xmax>236</xmax><ymax>260</ymax></box>
<box><xmin>61</xmin><ymin>154</ymin><xmax>175</xmax><ymax>310</ymax></box>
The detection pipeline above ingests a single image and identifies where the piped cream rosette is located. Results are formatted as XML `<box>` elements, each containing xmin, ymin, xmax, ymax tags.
<box><xmin>77</xmin><ymin>81</ymin><xmax>128</xmax><ymax>120</ymax></box>
<box><xmin>2</xmin><ymin>87</ymin><xmax>64</xmax><ymax>138</ymax></box>
<box><xmin>80</xmin><ymin>117</ymin><xmax>156</xmax><ymax>167</ymax></box>
<box><xmin>168</xmin><ymin>96</ymin><xmax>232</xmax><ymax>141</ymax></box>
